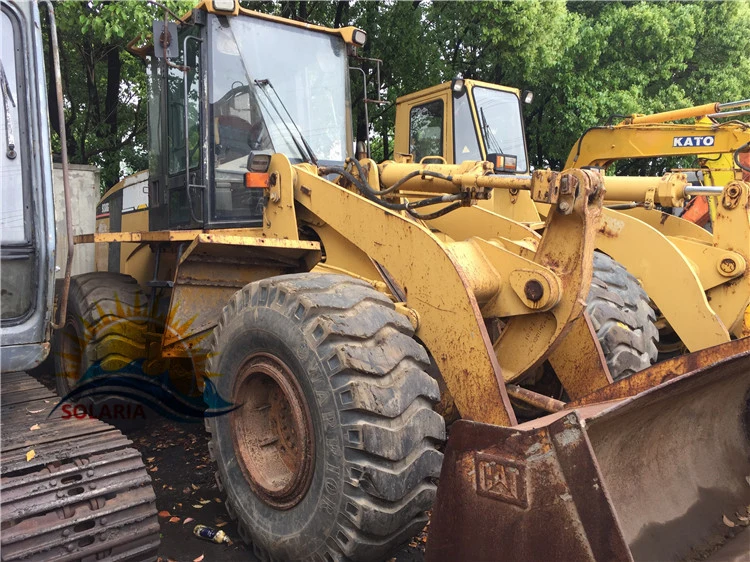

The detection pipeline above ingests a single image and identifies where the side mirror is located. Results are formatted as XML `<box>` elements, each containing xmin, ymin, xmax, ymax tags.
<box><xmin>153</xmin><ymin>21</ymin><xmax>178</xmax><ymax>59</ymax></box>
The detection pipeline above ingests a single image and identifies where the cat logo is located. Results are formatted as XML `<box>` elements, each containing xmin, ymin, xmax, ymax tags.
<box><xmin>673</xmin><ymin>136</ymin><xmax>715</xmax><ymax>148</ymax></box>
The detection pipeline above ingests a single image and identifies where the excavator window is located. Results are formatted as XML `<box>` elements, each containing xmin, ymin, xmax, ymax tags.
<box><xmin>409</xmin><ymin>100</ymin><xmax>444</xmax><ymax>162</ymax></box>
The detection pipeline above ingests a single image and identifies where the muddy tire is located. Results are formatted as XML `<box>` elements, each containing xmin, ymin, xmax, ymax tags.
<box><xmin>206</xmin><ymin>273</ymin><xmax>445</xmax><ymax>561</ymax></box>
<box><xmin>53</xmin><ymin>272</ymin><xmax>149</xmax><ymax>400</ymax></box>
<box><xmin>586</xmin><ymin>252</ymin><xmax>659</xmax><ymax>380</ymax></box>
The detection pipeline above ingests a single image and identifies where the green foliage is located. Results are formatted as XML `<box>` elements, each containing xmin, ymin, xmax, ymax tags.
<box><xmin>52</xmin><ymin>0</ymin><xmax>750</xmax><ymax>189</ymax></box>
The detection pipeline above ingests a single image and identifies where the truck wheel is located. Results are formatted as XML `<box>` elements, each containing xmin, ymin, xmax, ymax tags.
<box><xmin>206</xmin><ymin>273</ymin><xmax>445</xmax><ymax>561</ymax></box>
<box><xmin>54</xmin><ymin>272</ymin><xmax>149</xmax><ymax>397</ymax></box>
<box><xmin>586</xmin><ymin>252</ymin><xmax>659</xmax><ymax>380</ymax></box>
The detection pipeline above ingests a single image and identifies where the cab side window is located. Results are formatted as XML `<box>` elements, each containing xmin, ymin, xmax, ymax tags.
<box><xmin>409</xmin><ymin>100</ymin><xmax>443</xmax><ymax>163</ymax></box>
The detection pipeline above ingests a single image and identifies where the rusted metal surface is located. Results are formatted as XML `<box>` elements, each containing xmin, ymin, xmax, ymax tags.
<box><xmin>46</xmin><ymin>0</ymin><xmax>74</xmax><ymax>331</ymax></box>
<box><xmin>1</xmin><ymin>373</ymin><xmax>160</xmax><ymax>561</ymax></box>
<box><xmin>427</xmin><ymin>355</ymin><xmax>750</xmax><ymax>561</ymax></box>
<box><xmin>494</xmin><ymin>169</ymin><xmax>605</xmax><ymax>383</ymax></box>
<box><xmin>294</xmin><ymin>164</ymin><xmax>517</xmax><ymax>426</ymax></box>
<box><xmin>549</xmin><ymin>313</ymin><xmax>613</xmax><ymax>399</ymax></box>
<box><xmin>161</xmin><ymin>235</ymin><xmax>320</xmax><ymax>363</ymax></box>
<box><xmin>74</xmin><ymin>229</ymin><xmax>322</xmax><ymax>249</ymax></box>
<box><xmin>426</xmin><ymin>413</ymin><xmax>631</xmax><ymax>561</ymax></box>
<box><xmin>230</xmin><ymin>353</ymin><xmax>314</xmax><ymax>510</ymax></box>
<box><xmin>505</xmin><ymin>384</ymin><xmax>565</xmax><ymax>413</ymax></box>
<box><xmin>569</xmin><ymin>336</ymin><xmax>750</xmax><ymax>407</ymax></box>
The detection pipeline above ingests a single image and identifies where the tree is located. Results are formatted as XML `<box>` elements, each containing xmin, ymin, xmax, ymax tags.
<box><xmin>48</xmin><ymin>0</ymin><xmax>192</xmax><ymax>191</ymax></box>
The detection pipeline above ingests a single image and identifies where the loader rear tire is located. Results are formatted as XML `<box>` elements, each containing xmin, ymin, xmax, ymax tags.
<box><xmin>206</xmin><ymin>273</ymin><xmax>445</xmax><ymax>561</ymax></box>
<box><xmin>586</xmin><ymin>252</ymin><xmax>659</xmax><ymax>380</ymax></box>
<box><xmin>53</xmin><ymin>273</ymin><xmax>149</xmax><ymax>413</ymax></box>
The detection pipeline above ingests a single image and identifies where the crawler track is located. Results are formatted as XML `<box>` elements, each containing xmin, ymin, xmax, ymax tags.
<box><xmin>1</xmin><ymin>372</ymin><xmax>159</xmax><ymax>561</ymax></box>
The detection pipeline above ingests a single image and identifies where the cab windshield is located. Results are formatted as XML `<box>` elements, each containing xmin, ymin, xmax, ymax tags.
<box><xmin>208</xmin><ymin>15</ymin><xmax>351</xmax><ymax>222</ymax></box>
<box><xmin>472</xmin><ymin>87</ymin><xmax>528</xmax><ymax>173</ymax></box>
<box><xmin>211</xmin><ymin>15</ymin><xmax>350</xmax><ymax>168</ymax></box>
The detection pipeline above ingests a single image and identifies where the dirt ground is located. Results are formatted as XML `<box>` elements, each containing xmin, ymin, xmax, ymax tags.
<box><xmin>31</xmin><ymin>365</ymin><xmax>425</xmax><ymax>562</ymax></box>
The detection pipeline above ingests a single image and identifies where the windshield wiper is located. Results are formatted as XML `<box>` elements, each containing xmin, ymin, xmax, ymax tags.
<box><xmin>0</xmin><ymin>58</ymin><xmax>17</xmax><ymax>160</ymax></box>
<box><xmin>480</xmin><ymin>107</ymin><xmax>503</xmax><ymax>155</ymax></box>
<box><xmin>254</xmin><ymin>79</ymin><xmax>318</xmax><ymax>166</ymax></box>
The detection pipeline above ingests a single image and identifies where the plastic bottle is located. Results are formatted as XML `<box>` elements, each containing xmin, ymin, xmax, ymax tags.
<box><xmin>193</xmin><ymin>524</ymin><xmax>230</xmax><ymax>544</ymax></box>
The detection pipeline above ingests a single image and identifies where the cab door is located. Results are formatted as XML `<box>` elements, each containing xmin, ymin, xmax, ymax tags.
<box><xmin>0</xmin><ymin>0</ymin><xmax>56</xmax><ymax>372</ymax></box>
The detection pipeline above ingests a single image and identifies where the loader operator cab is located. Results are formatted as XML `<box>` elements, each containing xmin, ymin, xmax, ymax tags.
<box><xmin>395</xmin><ymin>79</ymin><xmax>529</xmax><ymax>173</ymax></box>
<box><xmin>146</xmin><ymin>2</ymin><xmax>362</xmax><ymax>231</ymax></box>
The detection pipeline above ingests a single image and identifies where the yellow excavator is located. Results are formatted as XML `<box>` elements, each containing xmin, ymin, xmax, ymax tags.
<box><xmin>395</xmin><ymin>78</ymin><xmax>750</xmax><ymax>363</ymax></box>
<box><xmin>565</xmin><ymin>102</ymin><xmax>750</xmax><ymax>227</ymax></box>
<box><xmin>59</xmin><ymin>4</ymin><xmax>749</xmax><ymax>560</ymax></box>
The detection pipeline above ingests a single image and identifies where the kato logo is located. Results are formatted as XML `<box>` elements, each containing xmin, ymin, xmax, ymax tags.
<box><xmin>673</xmin><ymin>135</ymin><xmax>715</xmax><ymax>148</ymax></box>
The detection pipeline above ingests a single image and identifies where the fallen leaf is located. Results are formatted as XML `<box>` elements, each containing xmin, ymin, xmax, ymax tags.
<box><xmin>192</xmin><ymin>504</ymin><xmax>203</xmax><ymax>509</ymax></box>
<box><xmin>737</xmin><ymin>513</ymin><xmax>750</xmax><ymax>523</ymax></box>
<box><xmin>26</xmin><ymin>450</ymin><xmax>35</xmax><ymax>462</ymax></box>
<box><xmin>29</xmin><ymin>424</ymin><xmax>40</xmax><ymax>431</ymax></box>
<box><xmin>169</xmin><ymin>517</ymin><xmax>181</xmax><ymax>523</ymax></box>
<box><xmin>199</xmin><ymin>499</ymin><xmax>211</xmax><ymax>505</ymax></box>
<box><xmin>183</xmin><ymin>487</ymin><xmax>191</xmax><ymax>494</ymax></box>
<box><xmin>193</xmin><ymin>555</ymin><xmax>204</xmax><ymax>562</ymax></box>
<box><xmin>216</xmin><ymin>521</ymin><xmax>228</xmax><ymax>528</ymax></box>
<box><xmin>214</xmin><ymin>498</ymin><xmax>222</xmax><ymax>503</ymax></box>
<box><xmin>191</xmin><ymin>483</ymin><xmax>200</xmax><ymax>490</ymax></box>
<box><xmin>183</xmin><ymin>517</ymin><xmax>194</xmax><ymax>525</ymax></box>
<box><xmin>26</xmin><ymin>408</ymin><xmax>45</xmax><ymax>414</ymax></box>
<box><xmin>147</xmin><ymin>457</ymin><xmax>155</xmax><ymax>463</ymax></box>
<box><xmin>149</xmin><ymin>466</ymin><xmax>158</xmax><ymax>472</ymax></box>
<box><xmin>158</xmin><ymin>511</ymin><xmax>171</xmax><ymax>518</ymax></box>
<box><xmin>723</xmin><ymin>515</ymin><xmax>736</xmax><ymax>528</ymax></box>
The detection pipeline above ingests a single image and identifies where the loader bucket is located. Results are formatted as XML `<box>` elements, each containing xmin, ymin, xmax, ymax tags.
<box><xmin>425</xmin><ymin>340</ymin><xmax>750</xmax><ymax>562</ymax></box>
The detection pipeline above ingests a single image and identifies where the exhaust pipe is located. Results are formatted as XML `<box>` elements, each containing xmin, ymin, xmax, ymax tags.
<box><xmin>426</xmin><ymin>340</ymin><xmax>750</xmax><ymax>561</ymax></box>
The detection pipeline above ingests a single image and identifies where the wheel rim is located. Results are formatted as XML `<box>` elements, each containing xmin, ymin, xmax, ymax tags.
<box><xmin>231</xmin><ymin>353</ymin><xmax>315</xmax><ymax>510</ymax></box>
<box><xmin>59</xmin><ymin>316</ymin><xmax>85</xmax><ymax>391</ymax></box>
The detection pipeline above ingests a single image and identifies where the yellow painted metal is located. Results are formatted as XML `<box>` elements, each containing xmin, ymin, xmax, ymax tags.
<box><xmin>394</xmin><ymin>78</ymin><xmax>750</xmax><ymax>361</ymax></box>
<box><xmin>292</xmin><ymin>162</ymin><xmax>518</xmax><ymax>426</ymax></box>
<box><xmin>493</xmin><ymin>169</ymin><xmax>605</xmax><ymax>383</ymax></box>
<box><xmin>548</xmin><ymin>313</ymin><xmax>613</xmax><ymax>399</ymax></box>
<box><xmin>667</xmin><ymin>237</ymin><xmax>745</xmax><ymax>291</ymax></box>
<box><xmin>706</xmin><ymin>181</ymin><xmax>750</xmax><ymax>337</ymax></box>
<box><xmin>161</xmin><ymin>234</ymin><xmax>321</xmax><ymax>366</ymax></box>
<box><xmin>565</xmin><ymin>120</ymin><xmax>750</xmax><ymax>169</ymax></box>
<box><xmin>621</xmin><ymin>207</ymin><xmax>713</xmax><ymax>243</ymax></box>
<box><xmin>627</xmin><ymin>102</ymin><xmax>720</xmax><ymax>125</ymax></box>
<box><xmin>427</xmin><ymin>204</ymin><xmax>540</xmax><ymax>246</ymax></box>
<box><xmin>601</xmin><ymin>173</ymin><xmax>691</xmax><ymax>208</ymax></box>
<box><xmin>262</xmin><ymin>153</ymin><xmax>300</xmax><ymax>240</ymax></box>
<box><xmin>477</xmin><ymin>189</ymin><xmax>541</xmax><ymax>224</ymax></box>
<box><xmin>596</xmin><ymin>208</ymin><xmax>730</xmax><ymax>350</ymax></box>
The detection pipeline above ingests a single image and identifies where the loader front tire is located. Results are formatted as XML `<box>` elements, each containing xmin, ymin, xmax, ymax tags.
<box><xmin>207</xmin><ymin>273</ymin><xmax>445</xmax><ymax>561</ymax></box>
<box><xmin>586</xmin><ymin>252</ymin><xmax>659</xmax><ymax>380</ymax></box>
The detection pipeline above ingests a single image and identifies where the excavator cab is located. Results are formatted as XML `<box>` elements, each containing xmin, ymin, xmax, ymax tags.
<box><xmin>0</xmin><ymin>0</ymin><xmax>58</xmax><ymax>372</ymax></box>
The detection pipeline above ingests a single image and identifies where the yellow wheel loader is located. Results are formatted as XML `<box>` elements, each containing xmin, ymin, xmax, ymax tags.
<box><xmin>395</xmin><ymin>79</ymin><xmax>750</xmax><ymax>366</ymax></box>
<box><xmin>61</xmin><ymin>4</ymin><xmax>750</xmax><ymax>560</ymax></box>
